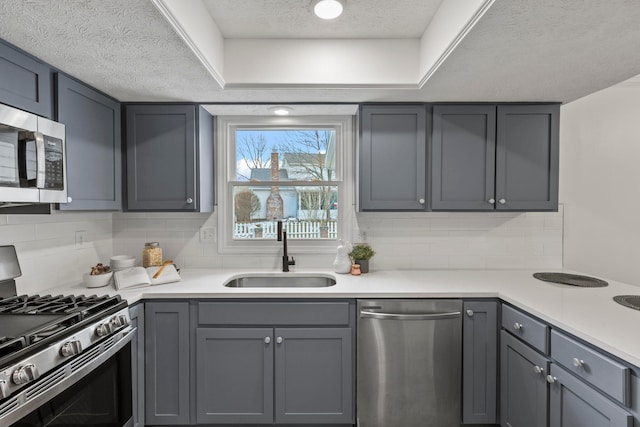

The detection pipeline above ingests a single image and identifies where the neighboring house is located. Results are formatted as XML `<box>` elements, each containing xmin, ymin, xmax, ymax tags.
<box><xmin>245</xmin><ymin>152</ymin><xmax>337</xmax><ymax>222</ymax></box>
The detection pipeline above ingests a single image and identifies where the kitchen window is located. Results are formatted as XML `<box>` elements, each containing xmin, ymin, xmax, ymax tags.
<box><xmin>217</xmin><ymin>115</ymin><xmax>354</xmax><ymax>254</ymax></box>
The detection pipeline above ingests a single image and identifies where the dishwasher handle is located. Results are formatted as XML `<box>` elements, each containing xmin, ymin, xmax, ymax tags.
<box><xmin>359</xmin><ymin>310</ymin><xmax>461</xmax><ymax>320</ymax></box>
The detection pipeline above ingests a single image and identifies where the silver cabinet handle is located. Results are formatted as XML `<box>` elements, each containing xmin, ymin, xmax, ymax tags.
<box><xmin>264</xmin><ymin>337</ymin><xmax>271</xmax><ymax>344</ymax></box>
<box><xmin>572</xmin><ymin>357</ymin><xmax>585</xmax><ymax>368</ymax></box>
<box><xmin>67</xmin><ymin>196</ymin><xmax>73</xmax><ymax>203</ymax></box>
<box><xmin>534</xmin><ymin>365</ymin><xmax>544</xmax><ymax>375</ymax></box>
<box><xmin>466</xmin><ymin>309</ymin><xmax>474</xmax><ymax>317</ymax></box>
<box><xmin>488</xmin><ymin>198</ymin><xmax>495</xmax><ymax>204</ymax></box>
<box><xmin>186</xmin><ymin>198</ymin><xmax>194</xmax><ymax>204</ymax></box>
<box><xmin>546</xmin><ymin>375</ymin><xmax>557</xmax><ymax>384</ymax></box>
<box><xmin>360</xmin><ymin>311</ymin><xmax>461</xmax><ymax>320</ymax></box>
<box><xmin>499</xmin><ymin>199</ymin><xmax>506</xmax><ymax>205</ymax></box>
<box><xmin>513</xmin><ymin>322</ymin><xmax>523</xmax><ymax>331</ymax></box>
<box><xmin>276</xmin><ymin>337</ymin><xmax>283</xmax><ymax>344</ymax></box>
<box><xmin>419</xmin><ymin>198</ymin><xmax>425</xmax><ymax>205</ymax></box>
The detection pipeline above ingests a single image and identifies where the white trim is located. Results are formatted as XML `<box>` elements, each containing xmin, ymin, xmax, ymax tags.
<box><xmin>216</xmin><ymin>115</ymin><xmax>354</xmax><ymax>255</ymax></box>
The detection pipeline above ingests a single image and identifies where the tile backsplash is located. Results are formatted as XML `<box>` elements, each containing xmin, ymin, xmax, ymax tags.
<box><xmin>3</xmin><ymin>206</ymin><xmax>563</xmax><ymax>294</ymax></box>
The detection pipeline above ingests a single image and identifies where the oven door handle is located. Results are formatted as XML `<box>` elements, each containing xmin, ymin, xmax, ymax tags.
<box><xmin>0</xmin><ymin>326</ymin><xmax>136</xmax><ymax>426</ymax></box>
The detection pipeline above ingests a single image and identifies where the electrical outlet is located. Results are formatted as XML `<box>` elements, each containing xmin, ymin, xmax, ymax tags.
<box><xmin>75</xmin><ymin>230</ymin><xmax>86</xmax><ymax>249</ymax></box>
<box><xmin>200</xmin><ymin>226</ymin><xmax>216</xmax><ymax>243</ymax></box>
<box><xmin>359</xmin><ymin>231</ymin><xmax>368</xmax><ymax>242</ymax></box>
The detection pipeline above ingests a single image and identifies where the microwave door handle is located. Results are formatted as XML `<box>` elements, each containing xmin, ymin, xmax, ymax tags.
<box><xmin>34</xmin><ymin>132</ymin><xmax>45</xmax><ymax>188</ymax></box>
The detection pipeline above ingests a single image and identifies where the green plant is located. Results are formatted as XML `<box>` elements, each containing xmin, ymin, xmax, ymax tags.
<box><xmin>349</xmin><ymin>244</ymin><xmax>375</xmax><ymax>261</ymax></box>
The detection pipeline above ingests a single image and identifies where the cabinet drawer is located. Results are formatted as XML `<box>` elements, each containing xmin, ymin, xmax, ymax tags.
<box><xmin>198</xmin><ymin>302</ymin><xmax>351</xmax><ymax>326</ymax></box>
<box><xmin>551</xmin><ymin>330</ymin><xmax>630</xmax><ymax>406</ymax></box>
<box><xmin>501</xmin><ymin>305</ymin><xmax>549</xmax><ymax>354</ymax></box>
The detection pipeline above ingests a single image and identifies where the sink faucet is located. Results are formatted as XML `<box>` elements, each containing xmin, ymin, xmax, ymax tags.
<box><xmin>277</xmin><ymin>221</ymin><xmax>295</xmax><ymax>272</ymax></box>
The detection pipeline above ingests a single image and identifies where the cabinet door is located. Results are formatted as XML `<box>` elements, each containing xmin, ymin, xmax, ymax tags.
<box><xmin>196</xmin><ymin>328</ymin><xmax>274</xmax><ymax>424</ymax></box>
<box><xmin>462</xmin><ymin>300</ymin><xmax>498</xmax><ymax>424</ymax></box>
<box><xmin>145</xmin><ymin>302</ymin><xmax>190</xmax><ymax>425</ymax></box>
<box><xmin>360</xmin><ymin>105</ymin><xmax>427</xmax><ymax>211</ymax></box>
<box><xmin>0</xmin><ymin>40</ymin><xmax>52</xmax><ymax>118</ymax></box>
<box><xmin>501</xmin><ymin>331</ymin><xmax>549</xmax><ymax>427</ymax></box>
<box><xmin>274</xmin><ymin>328</ymin><xmax>353</xmax><ymax>424</ymax></box>
<box><xmin>129</xmin><ymin>304</ymin><xmax>145</xmax><ymax>427</ymax></box>
<box><xmin>496</xmin><ymin>105</ymin><xmax>559</xmax><ymax>211</ymax></box>
<box><xmin>549</xmin><ymin>364</ymin><xmax>633</xmax><ymax>427</ymax></box>
<box><xmin>57</xmin><ymin>74</ymin><xmax>121</xmax><ymax>210</ymax></box>
<box><xmin>126</xmin><ymin>104</ymin><xmax>197</xmax><ymax>211</ymax></box>
<box><xmin>432</xmin><ymin>105</ymin><xmax>496</xmax><ymax>210</ymax></box>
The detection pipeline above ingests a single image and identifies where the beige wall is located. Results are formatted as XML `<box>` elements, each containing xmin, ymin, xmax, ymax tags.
<box><xmin>560</xmin><ymin>82</ymin><xmax>640</xmax><ymax>285</ymax></box>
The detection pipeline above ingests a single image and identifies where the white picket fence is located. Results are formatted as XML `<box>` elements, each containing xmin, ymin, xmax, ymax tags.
<box><xmin>234</xmin><ymin>221</ymin><xmax>337</xmax><ymax>239</ymax></box>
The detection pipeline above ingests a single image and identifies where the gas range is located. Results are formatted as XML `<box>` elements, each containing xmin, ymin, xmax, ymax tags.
<box><xmin>0</xmin><ymin>293</ymin><xmax>132</xmax><ymax>425</ymax></box>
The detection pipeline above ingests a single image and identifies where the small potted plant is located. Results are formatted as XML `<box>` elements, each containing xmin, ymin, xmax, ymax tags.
<box><xmin>349</xmin><ymin>243</ymin><xmax>375</xmax><ymax>273</ymax></box>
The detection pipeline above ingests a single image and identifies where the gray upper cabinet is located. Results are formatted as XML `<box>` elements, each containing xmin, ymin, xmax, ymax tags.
<box><xmin>496</xmin><ymin>105</ymin><xmax>559</xmax><ymax>211</ymax></box>
<box><xmin>125</xmin><ymin>104</ymin><xmax>214</xmax><ymax>212</ymax></box>
<box><xmin>145</xmin><ymin>302</ymin><xmax>190</xmax><ymax>425</ymax></box>
<box><xmin>0</xmin><ymin>40</ymin><xmax>52</xmax><ymax>118</ymax></box>
<box><xmin>462</xmin><ymin>300</ymin><xmax>498</xmax><ymax>424</ymax></box>
<box><xmin>549</xmin><ymin>364</ymin><xmax>633</xmax><ymax>427</ymax></box>
<box><xmin>432</xmin><ymin>104</ymin><xmax>559</xmax><ymax>211</ymax></box>
<box><xmin>432</xmin><ymin>105</ymin><xmax>496</xmax><ymax>210</ymax></box>
<box><xmin>56</xmin><ymin>74</ymin><xmax>121</xmax><ymax>210</ymax></box>
<box><xmin>359</xmin><ymin>105</ymin><xmax>428</xmax><ymax>211</ymax></box>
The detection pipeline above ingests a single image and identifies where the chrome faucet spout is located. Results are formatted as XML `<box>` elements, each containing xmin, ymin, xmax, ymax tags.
<box><xmin>277</xmin><ymin>221</ymin><xmax>295</xmax><ymax>272</ymax></box>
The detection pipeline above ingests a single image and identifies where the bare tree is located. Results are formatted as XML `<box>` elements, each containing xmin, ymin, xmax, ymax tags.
<box><xmin>278</xmin><ymin>130</ymin><xmax>335</xmax><ymax>223</ymax></box>
<box><xmin>237</xmin><ymin>134</ymin><xmax>270</xmax><ymax>180</ymax></box>
<box><xmin>234</xmin><ymin>190</ymin><xmax>261</xmax><ymax>223</ymax></box>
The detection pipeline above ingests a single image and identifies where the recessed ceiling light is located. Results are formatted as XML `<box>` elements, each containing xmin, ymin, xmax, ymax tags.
<box><xmin>313</xmin><ymin>0</ymin><xmax>345</xmax><ymax>20</ymax></box>
<box><xmin>270</xmin><ymin>106</ymin><xmax>292</xmax><ymax>116</ymax></box>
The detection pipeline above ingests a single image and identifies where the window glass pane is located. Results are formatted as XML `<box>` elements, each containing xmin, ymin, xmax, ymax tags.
<box><xmin>235</xmin><ymin>129</ymin><xmax>336</xmax><ymax>182</ymax></box>
<box><xmin>233</xmin><ymin>185</ymin><xmax>338</xmax><ymax>240</ymax></box>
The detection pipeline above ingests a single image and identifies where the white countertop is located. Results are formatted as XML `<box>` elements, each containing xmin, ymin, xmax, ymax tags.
<box><xmin>55</xmin><ymin>268</ymin><xmax>640</xmax><ymax>368</ymax></box>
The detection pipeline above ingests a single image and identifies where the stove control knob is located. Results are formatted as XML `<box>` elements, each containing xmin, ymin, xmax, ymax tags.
<box><xmin>60</xmin><ymin>340</ymin><xmax>83</xmax><ymax>357</ymax></box>
<box><xmin>111</xmin><ymin>314</ymin><xmax>129</xmax><ymax>329</ymax></box>
<box><xmin>12</xmin><ymin>364</ymin><xmax>39</xmax><ymax>385</ymax></box>
<box><xmin>95</xmin><ymin>322</ymin><xmax>113</xmax><ymax>337</ymax></box>
<box><xmin>0</xmin><ymin>380</ymin><xmax>8</xmax><ymax>399</ymax></box>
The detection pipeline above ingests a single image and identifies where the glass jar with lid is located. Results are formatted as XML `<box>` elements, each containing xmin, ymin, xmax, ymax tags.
<box><xmin>142</xmin><ymin>242</ymin><xmax>163</xmax><ymax>267</ymax></box>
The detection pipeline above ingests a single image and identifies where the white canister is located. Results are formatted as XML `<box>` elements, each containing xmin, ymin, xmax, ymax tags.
<box><xmin>332</xmin><ymin>240</ymin><xmax>352</xmax><ymax>274</ymax></box>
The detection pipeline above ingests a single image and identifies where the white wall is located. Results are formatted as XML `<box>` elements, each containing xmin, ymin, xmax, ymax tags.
<box><xmin>560</xmin><ymin>82</ymin><xmax>640</xmax><ymax>285</ymax></box>
<box><xmin>0</xmin><ymin>212</ymin><xmax>113</xmax><ymax>294</ymax></box>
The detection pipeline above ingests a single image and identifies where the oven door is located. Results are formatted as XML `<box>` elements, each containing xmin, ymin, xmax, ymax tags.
<box><xmin>1</xmin><ymin>327</ymin><xmax>135</xmax><ymax>427</ymax></box>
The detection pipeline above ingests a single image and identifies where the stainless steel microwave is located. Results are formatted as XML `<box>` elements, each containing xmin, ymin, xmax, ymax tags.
<box><xmin>0</xmin><ymin>103</ymin><xmax>67</xmax><ymax>205</ymax></box>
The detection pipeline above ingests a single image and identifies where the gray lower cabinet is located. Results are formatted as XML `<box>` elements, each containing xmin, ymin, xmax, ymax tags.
<box><xmin>196</xmin><ymin>328</ymin><xmax>274</xmax><ymax>424</ymax></box>
<box><xmin>548</xmin><ymin>364</ymin><xmax>633</xmax><ymax>427</ymax></box>
<box><xmin>195</xmin><ymin>326</ymin><xmax>353</xmax><ymax>425</ymax></box>
<box><xmin>125</xmin><ymin>104</ymin><xmax>214</xmax><ymax>212</ymax></box>
<box><xmin>432</xmin><ymin>104</ymin><xmax>559</xmax><ymax>211</ymax></box>
<box><xmin>359</xmin><ymin>104</ymin><xmax>428</xmax><ymax>211</ymax></box>
<box><xmin>130</xmin><ymin>304</ymin><xmax>145</xmax><ymax>427</ymax></box>
<box><xmin>500</xmin><ymin>330</ymin><xmax>549</xmax><ymax>427</ymax></box>
<box><xmin>0</xmin><ymin>39</ymin><xmax>52</xmax><ymax>118</ymax></box>
<box><xmin>56</xmin><ymin>73</ymin><xmax>121</xmax><ymax>210</ymax></box>
<box><xmin>145</xmin><ymin>302</ymin><xmax>190</xmax><ymax>425</ymax></box>
<box><xmin>462</xmin><ymin>300</ymin><xmax>498</xmax><ymax>424</ymax></box>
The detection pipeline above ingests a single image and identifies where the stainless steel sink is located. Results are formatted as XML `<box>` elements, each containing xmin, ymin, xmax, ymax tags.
<box><xmin>224</xmin><ymin>274</ymin><xmax>336</xmax><ymax>288</ymax></box>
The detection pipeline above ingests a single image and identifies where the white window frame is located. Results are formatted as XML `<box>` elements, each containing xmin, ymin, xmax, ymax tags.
<box><xmin>216</xmin><ymin>115</ymin><xmax>354</xmax><ymax>254</ymax></box>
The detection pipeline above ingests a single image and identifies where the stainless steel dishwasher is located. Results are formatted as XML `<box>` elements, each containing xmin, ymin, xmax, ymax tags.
<box><xmin>357</xmin><ymin>299</ymin><xmax>462</xmax><ymax>427</ymax></box>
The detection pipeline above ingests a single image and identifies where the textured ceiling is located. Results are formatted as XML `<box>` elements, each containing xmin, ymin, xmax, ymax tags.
<box><xmin>202</xmin><ymin>0</ymin><xmax>443</xmax><ymax>39</ymax></box>
<box><xmin>0</xmin><ymin>0</ymin><xmax>639</xmax><ymax>104</ymax></box>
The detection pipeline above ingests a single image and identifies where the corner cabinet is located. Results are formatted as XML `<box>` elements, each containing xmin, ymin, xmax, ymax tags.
<box><xmin>359</xmin><ymin>105</ymin><xmax>428</xmax><ymax>211</ymax></box>
<box><xmin>124</xmin><ymin>104</ymin><xmax>214</xmax><ymax>212</ymax></box>
<box><xmin>432</xmin><ymin>104</ymin><xmax>559</xmax><ymax>211</ymax></box>
<box><xmin>56</xmin><ymin>74</ymin><xmax>121</xmax><ymax>210</ymax></box>
<box><xmin>0</xmin><ymin>40</ymin><xmax>52</xmax><ymax>118</ymax></box>
<box><xmin>462</xmin><ymin>300</ymin><xmax>498</xmax><ymax>424</ymax></box>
